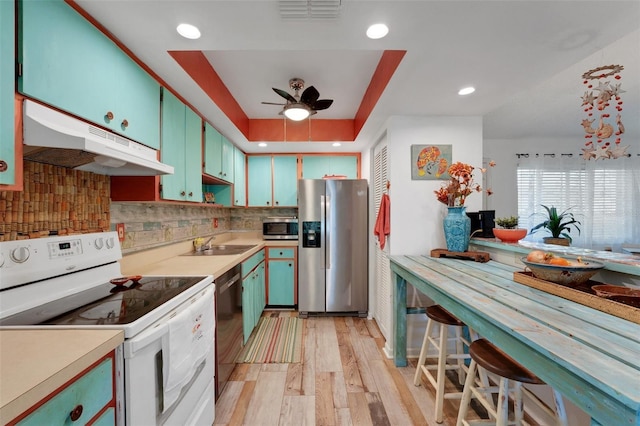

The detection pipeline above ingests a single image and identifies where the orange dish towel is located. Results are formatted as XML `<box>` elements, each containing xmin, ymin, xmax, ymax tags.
<box><xmin>374</xmin><ymin>193</ymin><xmax>391</xmax><ymax>249</ymax></box>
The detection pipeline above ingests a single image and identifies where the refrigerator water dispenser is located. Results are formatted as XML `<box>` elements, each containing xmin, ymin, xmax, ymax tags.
<box><xmin>302</xmin><ymin>221</ymin><xmax>321</xmax><ymax>248</ymax></box>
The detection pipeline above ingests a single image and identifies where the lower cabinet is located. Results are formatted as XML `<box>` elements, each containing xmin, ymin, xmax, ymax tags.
<box><xmin>241</xmin><ymin>250</ymin><xmax>265</xmax><ymax>343</ymax></box>
<box><xmin>11</xmin><ymin>353</ymin><xmax>116</xmax><ymax>426</ymax></box>
<box><xmin>266</xmin><ymin>247</ymin><xmax>297</xmax><ymax>307</ymax></box>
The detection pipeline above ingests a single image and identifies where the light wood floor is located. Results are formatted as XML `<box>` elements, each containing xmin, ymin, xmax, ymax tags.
<box><xmin>213</xmin><ymin>311</ymin><xmax>475</xmax><ymax>426</ymax></box>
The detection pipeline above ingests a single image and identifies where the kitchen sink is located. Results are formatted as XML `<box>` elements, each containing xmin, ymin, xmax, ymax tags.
<box><xmin>182</xmin><ymin>245</ymin><xmax>256</xmax><ymax>256</ymax></box>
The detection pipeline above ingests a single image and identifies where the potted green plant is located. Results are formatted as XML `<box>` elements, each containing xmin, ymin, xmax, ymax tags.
<box><xmin>493</xmin><ymin>216</ymin><xmax>527</xmax><ymax>242</ymax></box>
<box><xmin>529</xmin><ymin>205</ymin><xmax>581</xmax><ymax>246</ymax></box>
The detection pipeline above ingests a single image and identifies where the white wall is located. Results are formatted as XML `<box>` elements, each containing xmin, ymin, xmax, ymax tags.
<box><xmin>387</xmin><ymin>116</ymin><xmax>484</xmax><ymax>256</ymax></box>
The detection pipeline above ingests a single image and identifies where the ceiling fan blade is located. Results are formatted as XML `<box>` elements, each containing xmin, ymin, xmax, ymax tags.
<box><xmin>261</xmin><ymin>101</ymin><xmax>286</xmax><ymax>105</ymax></box>
<box><xmin>312</xmin><ymin>99</ymin><xmax>333</xmax><ymax>111</ymax></box>
<box><xmin>300</xmin><ymin>86</ymin><xmax>320</xmax><ymax>105</ymax></box>
<box><xmin>272</xmin><ymin>88</ymin><xmax>297</xmax><ymax>103</ymax></box>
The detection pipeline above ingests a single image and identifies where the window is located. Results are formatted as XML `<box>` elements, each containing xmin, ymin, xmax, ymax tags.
<box><xmin>517</xmin><ymin>156</ymin><xmax>639</xmax><ymax>251</ymax></box>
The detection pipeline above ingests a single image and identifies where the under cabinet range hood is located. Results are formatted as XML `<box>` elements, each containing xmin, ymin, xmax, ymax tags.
<box><xmin>22</xmin><ymin>100</ymin><xmax>174</xmax><ymax>176</ymax></box>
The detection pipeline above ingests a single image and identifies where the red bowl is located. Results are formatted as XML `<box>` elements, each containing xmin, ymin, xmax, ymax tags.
<box><xmin>493</xmin><ymin>228</ymin><xmax>527</xmax><ymax>243</ymax></box>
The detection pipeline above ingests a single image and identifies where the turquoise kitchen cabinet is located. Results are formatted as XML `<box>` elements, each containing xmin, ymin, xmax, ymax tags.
<box><xmin>233</xmin><ymin>146</ymin><xmax>246</xmax><ymax>206</ymax></box>
<box><xmin>272</xmin><ymin>156</ymin><xmax>298</xmax><ymax>207</ymax></box>
<box><xmin>247</xmin><ymin>155</ymin><xmax>298</xmax><ymax>207</ymax></box>
<box><xmin>15</xmin><ymin>356</ymin><xmax>114</xmax><ymax>426</ymax></box>
<box><xmin>301</xmin><ymin>155</ymin><xmax>358</xmax><ymax>179</ymax></box>
<box><xmin>242</xmin><ymin>250</ymin><xmax>265</xmax><ymax>343</ymax></box>
<box><xmin>203</xmin><ymin>123</ymin><xmax>234</xmax><ymax>183</ymax></box>
<box><xmin>0</xmin><ymin>0</ymin><xmax>15</xmax><ymax>185</ymax></box>
<box><xmin>18</xmin><ymin>0</ymin><xmax>160</xmax><ymax>148</ymax></box>
<box><xmin>267</xmin><ymin>247</ymin><xmax>297</xmax><ymax>306</ymax></box>
<box><xmin>160</xmin><ymin>89</ymin><xmax>202</xmax><ymax>202</ymax></box>
<box><xmin>247</xmin><ymin>156</ymin><xmax>272</xmax><ymax>206</ymax></box>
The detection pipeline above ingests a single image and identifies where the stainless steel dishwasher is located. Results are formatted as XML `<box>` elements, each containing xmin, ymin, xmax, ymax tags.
<box><xmin>215</xmin><ymin>264</ymin><xmax>243</xmax><ymax>399</ymax></box>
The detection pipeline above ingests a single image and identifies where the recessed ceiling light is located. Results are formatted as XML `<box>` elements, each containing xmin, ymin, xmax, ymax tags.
<box><xmin>258</xmin><ymin>142</ymin><xmax>267</xmax><ymax>147</ymax></box>
<box><xmin>176</xmin><ymin>23</ymin><xmax>201</xmax><ymax>40</ymax></box>
<box><xmin>458</xmin><ymin>86</ymin><xmax>476</xmax><ymax>95</ymax></box>
<box><xmin>332</xmin><ymin>142</ymin><xmax>341</xmax><ymax>147</ymax></box>
<box><xmin>366</xmin><ymin>23</ymin><xmax>389</xmax><ymax>40</ymax></box>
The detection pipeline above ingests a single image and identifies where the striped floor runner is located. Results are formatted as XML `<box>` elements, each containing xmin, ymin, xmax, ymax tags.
<box><xmin>236</xmin><ymin>316</ymin><xmax>303</xmax><ymax>363</ymax></box>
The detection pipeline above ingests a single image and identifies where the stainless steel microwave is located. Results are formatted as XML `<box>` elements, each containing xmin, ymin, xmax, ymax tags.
<box><xmin>263</xmin><ymin>217</ymin><xmax>298</xmax><ymax>240</ymax></box>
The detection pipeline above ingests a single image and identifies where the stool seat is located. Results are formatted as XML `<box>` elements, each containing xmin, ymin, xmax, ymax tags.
<box><xmin>426</xmin><ymin>305</ymin><xmax>465</xmax><ymax>326</ymax></box>
<box><xmin>469</xmin><ymin>339</ymin><xmax>544</xmax><ymax>385</ymax></box>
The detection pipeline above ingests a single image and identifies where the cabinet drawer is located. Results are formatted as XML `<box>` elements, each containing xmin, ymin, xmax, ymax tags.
<box><xmin>268</xmin><ymin>248</ymin><xmax>295</xmax><ymax>259</ymax></box>
<box><xmin>17</xmin><ymin>358</ymin><xmax>113</xmax><ymax>426</ymax></box>
<box><xmin>242</xmin><ymin>249</ymin><xmax>265</xmax><ymax>277</ymax></box>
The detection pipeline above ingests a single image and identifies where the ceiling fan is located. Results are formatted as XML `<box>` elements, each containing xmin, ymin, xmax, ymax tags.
<box><xmin>262</xmin><ymin>78</ymin><xmax>333</xmax><ymax>121</ymax></box>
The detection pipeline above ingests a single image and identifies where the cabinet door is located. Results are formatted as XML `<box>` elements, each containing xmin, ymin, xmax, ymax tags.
<box><xmin>302</xmin><ymin>155</ymin><xmax>358</xmax><ymax>179</ymax></box>
<box><xmin>233</xmin><ymin>147</ymin><xmax>246</xmax><ymax>206</ymax></box>
<box><xmin>17</xmin><ymin>358</ymin><xmax>113</xmax><ymax>426</ymax></box>
<box><xmin>184</xmin><ymin>105</ymin><xmax>203</xmax><ymax>202</ymax></box>
<box><xmin>221</xmin><ymin>136</ymin><xmax>234</xmax><ymax>183</ymax></box>
<box><xmin>203</xmin><ymin>122</ymin><xmax>222</xmax><ymax>178</ymax></box>
<box><xmin>18</xmin><ymin>0</ymin><xmax>159</xmax><ymax>148</ymax></box>
<box><xmin>273</xmin><ymin>156</ymin><xmax>298</xmax><ymax>207</ymax></box>
<box><xmin>160</xmin><ymin>90</ymin><xmax>187</xmax><ymax>201</ymax></box>
<box><xmin>247</xmin><ymin>156</ymin><xmax>272</xmax><ymax>206</ymax></box>
<box><xmin>0</xmin><ymin>0</ymin><xmax>15</xmax><ymax>185</ymax></box>
<box><xmin>268</xmin><ymin>259</ymin><xmax>295</xmax><ymax>306</ymax></box>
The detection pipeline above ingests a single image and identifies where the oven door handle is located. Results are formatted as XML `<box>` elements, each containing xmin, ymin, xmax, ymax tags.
<box><xmin>124</xmin><ymin>321</ymin><xmax>169</xmax><ymax>358</ymax></box>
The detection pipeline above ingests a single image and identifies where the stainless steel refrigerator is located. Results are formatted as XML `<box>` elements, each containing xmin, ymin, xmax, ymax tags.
<box><xmin>298</xmin><ymin>179</ymin><xmax>368</xmax><ymax>317</ymax></box>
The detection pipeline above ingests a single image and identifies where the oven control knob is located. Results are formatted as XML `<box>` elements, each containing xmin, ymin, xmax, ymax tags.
<box><xmin>10</xmin><ymin>246</ymin><xmax>30</xmax><ymax>263</ymax></box>
<box><xmin>106</xmin><ymin>237</ymin><xmax>115</xmax><ymax>249</ymax></box>
<box><xmin>94</xmin><ymin>237</ymin><xmax>104</xmax><ymax>250</ymax></box>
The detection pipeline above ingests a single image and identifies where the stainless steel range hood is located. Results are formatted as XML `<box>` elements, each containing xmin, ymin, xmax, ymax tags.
<box><xmin>22</xmin><ymin>100</ymin><xmax>174</xmax><ymax>176</ymax></box>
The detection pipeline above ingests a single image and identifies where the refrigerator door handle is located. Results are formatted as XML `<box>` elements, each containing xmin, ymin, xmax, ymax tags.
<box><xmin>322</xmin><ymin>195</ymin><xmax>330</xmax><ymax>270</ymax></box>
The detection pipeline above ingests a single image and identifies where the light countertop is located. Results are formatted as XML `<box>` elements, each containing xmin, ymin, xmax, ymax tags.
<box><xmin>120</xmin><ymin>232</ymin><xmax>298</xmax><ymax>278</ymax></box>
<box><xmin>0</xmin><ymin>329</ymin><xmax>123</xmax><ymax>423</ymax></box>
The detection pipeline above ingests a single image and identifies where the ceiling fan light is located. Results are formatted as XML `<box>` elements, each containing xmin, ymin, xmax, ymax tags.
<box><xmin>176</xmin><ymin>23</ymin><xmax>201</xmax><ymax>40</ymax></box>
<box><xmin>283</xmin><ymin>103</ymin><xmax>311</xmax><ymax>121</ymax></box>
<box><xmin>366</xmin><ymin>23</ymin><xmax>389</xmax><ymax>39</ymax></box>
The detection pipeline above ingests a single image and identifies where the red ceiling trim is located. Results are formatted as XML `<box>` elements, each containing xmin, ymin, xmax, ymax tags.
<box><xmin>168</xmin><ymin>51</ymin><xmax>250</xmax><ymax>136</ymax></box>
<box><xmin>249</xmin><ymin>119</ymin><xmax>355</xmax><ymax>142</ymax></box>
<box><xmin>353</xmin><ymin>50</ymin><xmax>406</xmax><ymax>138</ymax></box>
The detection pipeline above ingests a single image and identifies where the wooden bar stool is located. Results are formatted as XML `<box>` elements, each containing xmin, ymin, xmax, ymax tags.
<box><xmin>413</xmin><ymin>305</ymin><xmax>480</xmax><ymax>423</ymax></box>
<box><xmin>456</xmin><ymin>338</ymin><xmax>568</xmax><ymax>426</ymax></box>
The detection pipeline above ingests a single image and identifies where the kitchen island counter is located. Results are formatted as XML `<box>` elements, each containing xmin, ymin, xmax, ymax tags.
<box><xmin>0</xmin><ymin>329</ymin><xmax>123</xmax><ymax>423</ymax></box>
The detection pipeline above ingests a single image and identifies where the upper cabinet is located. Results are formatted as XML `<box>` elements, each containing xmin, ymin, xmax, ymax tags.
<box><xmin>301</xmin><ymin>155</ymin><xmax>359</xmax><ymax>179</ymax></box>
<box><xmin>233</xmin><ymin>146</ymin><xmax>246</xmax><ymax>206</ymax></box>
<box><xmin>203</xmin><ymin>123</ymin><xmax>234</xmax><ymax>183</ymax></box>
<box><xmin>0</xmin><ymin>0</ymin><xmax>15</xmax><ymax>185</ymax></box>
<box><xmin>247</xmin><ymin>155</ymin><xmax>298</xmax><ymax>207</ymax></box>
<box><xmin>18</xmin><ymin>0</ymin><xmax>160</xmax><ymax>149</ymax></box>
<box><xmin>160</xmin><ymin>89</ymin><xmax>202</xmax><ymax>202</ymax></box>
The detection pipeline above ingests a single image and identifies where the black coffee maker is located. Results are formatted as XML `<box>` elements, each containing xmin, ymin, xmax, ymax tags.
<box><xmin>467</xmin><ymin>210</ymin><xmax>495</xmax><ymax>238</ymax></box>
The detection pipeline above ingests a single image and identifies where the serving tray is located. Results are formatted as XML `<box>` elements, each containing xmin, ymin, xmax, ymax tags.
<box><xmin>513</xmin><ymin>271</ymin><xmax>640</xmax><ymax>325</ymax></box>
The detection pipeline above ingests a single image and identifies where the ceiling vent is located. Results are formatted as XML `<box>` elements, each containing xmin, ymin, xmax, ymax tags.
<box><xmin>279</xmin><ymin>0</ymin><xmax>342</xmax><ymax>19</ymax></box>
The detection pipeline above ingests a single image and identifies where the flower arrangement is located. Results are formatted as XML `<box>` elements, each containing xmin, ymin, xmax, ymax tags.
<box><xmin>434</xmin><ymin>161</ymin><xmax>495</xmax><ymax>207</ymax></box>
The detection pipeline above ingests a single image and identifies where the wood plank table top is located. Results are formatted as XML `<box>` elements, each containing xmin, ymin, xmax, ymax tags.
<box><xmin>390</xmin><ymin>255</ymin><xmax>640</xmax><ymax>426</ymax></box>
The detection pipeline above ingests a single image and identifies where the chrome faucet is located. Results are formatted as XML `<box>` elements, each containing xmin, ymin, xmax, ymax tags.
<box><xmin>201</xmin><ymin>235</ymin><xmax>216</xmax><ymax>251</ymax></box>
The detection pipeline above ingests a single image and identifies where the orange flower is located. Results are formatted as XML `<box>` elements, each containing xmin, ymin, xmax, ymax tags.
<box><xmin>434</xmin><ymin>161</ymin><xmax>496</xmax><ymax>206</ymax></box>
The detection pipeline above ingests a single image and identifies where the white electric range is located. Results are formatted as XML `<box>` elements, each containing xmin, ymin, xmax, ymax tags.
<box><xmin>0</xmin><ymin>232</ymin><xmax>215</xmax><ymax>425</ymax></box>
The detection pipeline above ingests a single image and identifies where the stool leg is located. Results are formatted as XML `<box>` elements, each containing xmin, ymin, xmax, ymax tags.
<box><xmin>414</xmin><ymin>318</ymin><xmax>434</xmax><ymax>386</ymax></box>
<box><xmin>455</xmin><ymin>326</ymin><xmax>465</xmax><ymax>385</ymax></box>
<box><xmin>513</xmin><ymin>381</ymin><xmax>523</xmax><ymax>425</ymax></box>
<box><xmin>496</xmin><ymin>377</ymin><xmax>509</xmax><ymax>426</ymax></box>
<box><xmin>553</xmin><ymin>389</ymin><xmax>569</xmax><ymax>426</ymax></box>
<box><xmin>435</xmin><ymin>322</ymin><xmax>448</xmax><ymax>423</ymax></box>
<box><xmin>456</xmin><ymin>359</ymin><xmax>477</xmax><ymax>426</ymax></box>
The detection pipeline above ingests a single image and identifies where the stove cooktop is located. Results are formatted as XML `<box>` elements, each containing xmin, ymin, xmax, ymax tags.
<box><xmin>46</xmin><ymin>276</ymin><xmax>208</xmax><ymax>326</ymax></box>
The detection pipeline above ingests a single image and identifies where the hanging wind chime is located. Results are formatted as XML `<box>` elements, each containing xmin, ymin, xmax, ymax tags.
<box><xmin>580</xmin><ymin>64</ymin><xmax>629</xmax><ymax>160</ymax></box>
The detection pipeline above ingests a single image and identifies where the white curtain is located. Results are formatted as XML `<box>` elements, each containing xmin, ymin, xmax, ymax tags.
<box><xmin>517</xmin><ymin>155</ymin><xmax>640</xmax><ymax>251</ymax></box>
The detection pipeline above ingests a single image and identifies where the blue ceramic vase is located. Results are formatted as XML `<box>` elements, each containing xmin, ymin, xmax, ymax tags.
<box><xmin>443</xmin><ymin>206</ymin><xmax>471</xmax><ymax>252</ymax></box>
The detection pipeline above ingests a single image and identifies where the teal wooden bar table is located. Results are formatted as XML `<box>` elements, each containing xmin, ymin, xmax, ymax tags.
<box><xmin>390</xmin><ymin>255</ymin><xmax>640</xmax><ymax>426</ymax></box>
